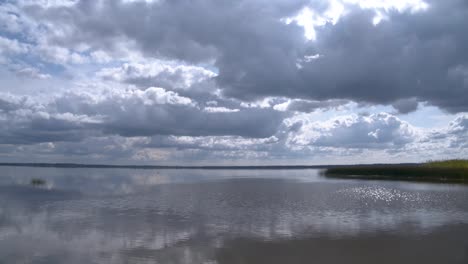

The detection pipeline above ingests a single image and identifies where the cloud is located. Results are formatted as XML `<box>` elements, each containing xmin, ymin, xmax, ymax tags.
<box><xmin>0</xmin><ymin>36</ymin><xmax>30</xmax><ymax>63</ymax></box>
<box><xmin>97</xmin><ymin>61</ymin><xmax>216</xmax><ymax>90</ymax></box>
<box><xmin>287</xmin><ymin>112</ymin><xmax>418</xmax><ymax>149</ymax></box>
<box><xmin>0</xmin><ymin>36</ymin><xmax>29</xmax><ymax>55</ymax></box>
<box><xmin>35</xmin><ymin>44</ymin><xmax>89</xmax><ymax>65</ymax></box>
<box><xmin>274</xmin><ymin>99</ymin><xmax>349</xmax><ymax>112</ymax></box>
<box><xmin>0</xmin><ymin>87</ymin><xmax>285</xmax><ymax>145</ymax></box>
<box><xmin>427</xmin><ymin>114</ymin><xmax>468</xmax><ymax>149</ymax></box>
<box><xmin>0</xmin><ymin>0</ymin><xmax>467</xmax><ymax>163</ymax></box>
<box><xmin>294</xmin><ymin>1</ymin><xmax>468</xmax><ymax>113</ymax></box>
<box><xmin>447</xmin><ymin>115</ymin><xmax>468</xmax><ymax>148</ymax></box>
<box><xmin>14</xmin><ymin>0</ymin><xmax>467</xmax><ymax>113</ymax></box>
<box><xmin>138</xmin><ymin>135</ymin><xmax>279</xmax><ymax>151</ymax></box>
<box><xmin>15</xmin><ymin>67</ymin><xmax>51</xmax><ymax>79</ymax></box>
<box><xmin>392</xmin><ymin>98</ymin><xmax>419</xmax><ymax>114</ymax></box>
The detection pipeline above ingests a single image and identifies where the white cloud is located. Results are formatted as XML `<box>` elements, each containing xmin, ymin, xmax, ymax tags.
<box><xmin>97</xmin><ymin>61</ymin><xmax>216</xmax><ymax>89</ymax></box>
<box><xmin>0</xmin><ymin>36</ymin><xmax>29</xmax><ymax>56</ymax></box>
<box><xmin>343</xmin><ymin>0</ymin><xmax>429</xmax><ymax>12</ymax></box>
<box><xmin>35</xmin><ymin>44</ymin><xmax>89</xmax><ymax>65</ymax></box>
<box><xmin>15</xmin><ymin>67</ymin><xmax>51</xmax><ymax>79</ymax></box>
<box><xmin>287</xmin><ymin>112</ymin><xmax>418</xmax><ymax>149</ymax></box>
<box><xmin>90</xmin><ymin>50</ymin><xmax>112</xmax><ymax>63</ymax></box>
<box><xmin>130</xmin><ymin>87</ymin><xmax>193</xmax><ymax>106</ymax></box>
<box><xmin>204</xmin><ymin>107</ymin><xmax>239</xmax><ymax>113</ymax></box>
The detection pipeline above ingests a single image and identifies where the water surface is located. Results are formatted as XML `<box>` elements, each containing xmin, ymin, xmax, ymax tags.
<box><xmin>1</xmin><ymin>167</ymin><xmax>467</xmax><ymax>263</ymax></box>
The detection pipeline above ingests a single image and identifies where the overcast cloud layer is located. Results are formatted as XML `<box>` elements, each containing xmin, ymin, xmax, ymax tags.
<box><xmin>0</xmin><ymin>0</ymin><xmax>466</xmax><ymax>164</ymax></box>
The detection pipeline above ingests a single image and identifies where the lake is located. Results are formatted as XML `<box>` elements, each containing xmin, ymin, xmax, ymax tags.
<box><xmin>1</xmin><ymin>166</ymin><xmax>468</xmax><ymax>263</ymax></box>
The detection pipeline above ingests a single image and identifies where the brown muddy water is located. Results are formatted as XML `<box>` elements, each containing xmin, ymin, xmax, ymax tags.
<box><xmin>0</xmin><ymin>167</ymin><xmax>467</xmax><ymax>263</ymax></box>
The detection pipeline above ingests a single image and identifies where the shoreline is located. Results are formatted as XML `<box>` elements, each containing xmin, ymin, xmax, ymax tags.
<box><xmin>324</xmin><ymin>164</ymin><xmax>468</xmax><ymax>183</ymax></box>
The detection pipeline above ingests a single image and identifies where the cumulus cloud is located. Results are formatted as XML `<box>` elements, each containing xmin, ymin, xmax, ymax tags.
<box><xmin>0</xmin><ymin>0</ymin><xmax>467</xmax><ymax>163</ymax></box>
<box><xmin>97</xmin><ymin>61</ymin><xmax>216</xmax><ymax>90</ymax></box>
<box><xmin>0</xmin><ymin>87</ymin><xmax>285</xmax><ymax>146</ymax></box>
<box><xmin>287</xmin><ymin>113</ymin><xmax>418</xmax><ymax>149</ymax></box>
<box><xmin>0</xmin><ymin>36</ymin><xmax>30</xmax><ymax>63</ymax></box>
<box><xmin>447</xmin><ymin>115</ymin><xmax>468</xmax><ymax>148</ymax></box>
<box><xmin>392</xmin><ymin>98</ymin><xmax>419</xmax><ymax>114</ymax></box>
<box><xmin>13</xmin><ymin>0</ymin><xmax>467</xmax><ymax>113</ymax></box>
<box><xmin>15</xmin><ymin>67</ymin><xmax>51</xmax><ymax>79</ymax></box>
<box><xmin>274</xmin><ymin>99</ymin><xmax>349</xmax><ymax>112</ymax></box>
<box><xmin>0</xmin><ymin>36</ymin><xmax>29</xmax><ymax>55</ymax></box>
<box><xmin>427</xmin><ymin>114</ymin><xmax>468</xmax><ymax>149</ymax></box>
<box><xmin>138</xmin><ymin>135</ymin><xmax>279</xmax><ymax>152</ymax></box>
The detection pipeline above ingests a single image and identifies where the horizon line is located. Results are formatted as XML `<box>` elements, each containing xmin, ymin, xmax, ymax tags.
<box><xmin>0</xmin><ymin>162</ymin><xmax>420</xmax><ymax>169</ymax></box>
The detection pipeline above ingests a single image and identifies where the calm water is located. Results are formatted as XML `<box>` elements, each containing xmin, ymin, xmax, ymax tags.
<box><xmin>1</xmin><ymin>167</ymin><xmax>468</xmax><ymax>263</ymax></box>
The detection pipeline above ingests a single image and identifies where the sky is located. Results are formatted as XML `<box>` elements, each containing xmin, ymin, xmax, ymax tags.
<box><xmin>0</xmin><ymin>0</ymin><xmax>467</xmax><ymax>165</ymax></box>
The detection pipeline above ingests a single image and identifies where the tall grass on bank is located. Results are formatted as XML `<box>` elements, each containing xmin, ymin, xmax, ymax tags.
<box><xmin>324</xmin><ymin>160</ymin><xmax>468</xmax><ymax>183</ymax></box>
<box><xmin>425</xmin><ymin>159</ymin><xmax>468</xmax><ymax>169</ymax></box>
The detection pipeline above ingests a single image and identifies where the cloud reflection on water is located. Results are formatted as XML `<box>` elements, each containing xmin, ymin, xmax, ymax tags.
<box><xmin>0</xmin><ymin>167</ymin><xmax>468</xmax><ymax>263</ymax></box>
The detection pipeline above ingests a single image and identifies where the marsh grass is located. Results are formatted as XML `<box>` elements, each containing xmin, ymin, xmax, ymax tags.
<box><xmin>324</xmin><ymin>160</ymin><xmax>468</xmax><ymax>183</ymax></box>
<box><xmin>425</xmin><ymin>159</ymin><xmax>468</xmax><ymax>169</ymax></box>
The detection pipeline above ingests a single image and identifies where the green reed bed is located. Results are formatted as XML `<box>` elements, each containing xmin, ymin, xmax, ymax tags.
<box><xmin>324</xmin><ymin>160</ymin><xmax>468</xmax><ymax>183</ymax></box>
<box><xmin>425</xmin><ymin>159</ymin><xmax>468</xmax><ymax>169</ymax></box>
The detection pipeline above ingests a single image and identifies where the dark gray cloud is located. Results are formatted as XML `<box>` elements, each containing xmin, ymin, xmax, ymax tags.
<box><xmin>286</xmin><ymin>99</ymin><xmax>349</xmax><ymax>112</ymax></box>
<box><xmin>55</xmin><ymin>88</ymin><xmax>285</xmax><ymax>138</ymax></box>
<box><xmin>392</xmin><ymin>98</ymin><xmax>419</xmax><ymax>114</ymax></box>
<box><xmin>295</xmin><ymin>1</ymin><xmax>468</xmax><ymax>112</ymax></box>
<box><xmin>0</xmin><ymin>87</ymin><xmax>285</xmax><ymax>145</ymax></box>
<box><xmin>25</xmin><ymin>0</ymin><xmax>309</xmax><ymax>62</ymax></box>
<box><xmin>0</xmin><ymin>97</ymin><xmax>21</xmax><ymax>112</ymax></box>
<box><xmin>0</xmin><ymin>111</ymin><xmax>101</xmax><ymax>145</ymax></box>
<box><xmin>137</xmin><ymin>135</ymin><xmax>279</xmax><ymax>152</ymax></box>
<box><xmin>19</xmin><ymin>0</ymin><xmax>468</xmax><ymax>113</ymax></box>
